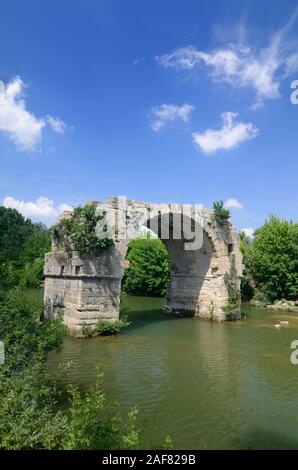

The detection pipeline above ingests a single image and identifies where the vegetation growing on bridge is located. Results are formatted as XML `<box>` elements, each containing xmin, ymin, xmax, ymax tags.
<box><xmin>81</xmin><ymin>316</ymin><xmax>130</xmax><ymax>337</ymax></box>
<box><xmin>212</xmin><ymin>201</ymin><xmax>231</xmax><ymax>227</ymax></box>
<box><xmin>223</xmin><ymin>267</ymin><xmax>241</xmax><ymax>320</ymax></box>
<box><xmin>0</xmin><ymin>206</ymin><xmax>297</xmax><ymax>306</ymax></box>
<box><xmin>52</xmin><ymin>204</ymin><xmax>114</xmax><ymax>253</ymax></box>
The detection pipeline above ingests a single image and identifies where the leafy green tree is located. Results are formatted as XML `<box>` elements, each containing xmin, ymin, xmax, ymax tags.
<box><xmin>21</xmin><ymin>226</ymin><xmax>51</xmax><ymax>263</ymax></box>
<box><xmin>0</xmin><ymin>207</ymin><xmax>50</xmax><ymax>288</ymax></box>
<box><xmin>122</xmin><ymin>236</ymin><xmax>170</xmax><ymax>297</ymax></box>
<box><xmin>239</xmin><ymin>231</ymin><xmax>254</xmax><ymax>301</ymax></box>
<box><xmin>0</xmin><ymin>207</ymin><xmax>34</xmax><ymax>263</ymax></box>
<box><xmin>249</xmin><ymin>216</ymin><xmax>298</xmax><ymax>302</ymax></box>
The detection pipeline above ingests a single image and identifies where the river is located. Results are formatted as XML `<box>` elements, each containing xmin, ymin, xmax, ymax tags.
<box><xmin>27</xmin><ymin>289</ymin><xmax>298</xmax><ymax>449</ymax></box>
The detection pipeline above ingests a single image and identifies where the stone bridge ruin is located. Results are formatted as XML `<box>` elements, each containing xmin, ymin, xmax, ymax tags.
<box><xmin>44</xmin><ymin>197</ymin><xmax>243</xmax><ymax>333</ymax></box>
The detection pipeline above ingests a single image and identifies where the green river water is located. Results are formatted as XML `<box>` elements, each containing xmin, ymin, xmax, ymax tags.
<box><xmin>28</xmin><ymin>290</ymin><xmax>298</xmax><ymax>449</ymax></box>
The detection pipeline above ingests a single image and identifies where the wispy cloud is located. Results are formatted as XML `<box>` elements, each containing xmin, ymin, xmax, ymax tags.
<box><xmin>150</xmin><ymin>103</ymin><xmax>194</xmax><ymax>131</ymax></box>
<box><xmin>192</xmin><ymin>112</ymin><xmax>258</xmax><ymax>154</ymax></box>
<box><xmin>157</xmin><ymin>10</ymin><xmax>298</xmax><ymax>107</ymax></box>
<box><xmin>3</xmin><ymin>196</ymin><xmax>73</xmax><ymax>225</ymax></box>
<box><xmin>224</xmin><ymin>198</ymin><xmax>243</xmax><ymax>209</ymax></box>
<box><xmin>46</xmin><ymin>115</ymin><xmax>68</xmax><ymax>134</ymax></box>
<box><xmin>0</xmin><ymin>76</ymin><xmax>68</xmax><ymax>151</ymax></box>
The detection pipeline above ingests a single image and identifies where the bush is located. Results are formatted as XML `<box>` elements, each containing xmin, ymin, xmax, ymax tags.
<box><xmin>212</xmin><ymin>201</ymin><xmax>230</xmax><ymax>227</ymax></box>
<box><xmin>52</xmin><ymin>204</ymin><xmax>113</xmax><ymax>253</ymax></box>
<box><xmin>122</xmin><ymin>236</ymin><xmax>170</xmax><ymax>297</ymax></box>
<box><xmin>223</xmin><ymin>268</ymin><xmax>241</xmax><ymax>320</ymax></box>
<box><xmin>96</xmin><ymin>318</ymin><xmax>129</xmax><ymax>336</ymax></box>
<box><xmin>81</xmin><ymin>317</ymin><xmax>129</xmax><ymax>337</ymax></box>
<box><xmin>0</xmin><ymin>291</ymin><xmax>169</xmax><ymax>449</ymax></box>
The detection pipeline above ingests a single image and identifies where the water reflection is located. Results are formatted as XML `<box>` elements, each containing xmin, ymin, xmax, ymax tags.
<box><xmin>48</xmin><ymin>295</ymin><xmax>298</xmax><ymax>449</ymax></box>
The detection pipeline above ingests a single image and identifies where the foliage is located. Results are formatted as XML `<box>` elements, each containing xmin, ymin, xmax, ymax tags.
<box><xmin>81</xmin><ymin>317</ymin><xmax>129</xmax><ymax>337</ymax></box>
<box><xmin>52</xmin><ymin>204</ymin><xmax>113</xmax><ymax>253</ymax></box>
<box><xmin>122</xmin><ymin>236</ymin><xmax>170</xmax><ymax>297</ymax></box>
<box><xmin>249</xmin><ymin>216</ymin><xmax>298</xmax><ymax>303</ymax></box>
<box><xmin>96</xmin><ymin>317</ymin><xmax>129</xmax><ymax>336</ymax></box>
<box><xmin>239</xmin><ymin>232</ymin><xmax>254</xmax><ymax>301</ymax></box>
<box><xmin>0</xmin><ymin>207</ymin><xmax>34</xmax><ymax>263</ymax></box>
<box><xmin>212</xmin><ymin>201</ymin><xmax>230</xmax><ymax>227</ymax></box>
<box><xmin>0</xmin><ymin>289</ymin><xmax>65</xmax><ymax>372</ymax></box>
<box><xmin>0</xmin><ymin>207</ymin><xmax>50</xmax><ymax>288</ymax></box>
<box><xmin>0</xmin><ymin>290</ymin><xmax>167</xmax><ymax>450</ymax></box>
<box><xmin>250</xmin><ymin>289</ymin><xmax>270</xmax><ymax>306</ymax></box>
<box><xmin>0</xmin><ymin>290</ymin><xmax>66</xmax><ymax>449</ymax></box>
<box><xmin>223</xmin><ymin>267</ymin><xmax>241</xmax><ymax>320</ymax></box>
<box><xmin>61</xmin><ymin>368</ymin><xmax>141</xmax><ymax>450</ymax></box>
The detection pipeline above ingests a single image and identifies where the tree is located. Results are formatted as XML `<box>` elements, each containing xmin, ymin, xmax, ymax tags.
<box><xmin>249</xmin><ymin>216</ymin><xmax>298</xmax><ymax>302</ymax></box>
<box><xmin>122</xmin><ymin>236</ymin><xmax>170</xmax><ymax>297</ymax></box>
<box><xmin>239</xmin><ymin>231</ymin><xmax>254</xmax><ymax>301</ymax></box>
<box><xmin>212</xmin><ymin>201</ymin><xmax>230</xmax><ymax>227</ymax></box>
<box><xmin>0</xmin><ymin>207</ymin><xmax>50</xmax><ymax>288</ymax></box>
<box><xmin>0</xmin><ymin>207</ymin><xmax>34</xmax><ymax>263</ymax></box>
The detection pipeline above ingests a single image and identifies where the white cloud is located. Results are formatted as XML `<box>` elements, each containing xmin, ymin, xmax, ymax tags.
<box><xmin>0</xmin><ymin>76</ymin><xmax>68</xmax><ymax>151</ymax></box>
<box><xmin>192</xmin><ymin>112</ymin><xmax>258</xmax><ymax>154</ymax></box>
<box><xmin>57</xmin><ymin>202</ymin><xmax>74</xmax><ymax>213</ymax></box>
<box><xmin>150</xmin><ymin>103</ymin><xmax>194</xmax><ymax>131</ymax></box>
<box><xmin>242</xmin><ymin>227</ymin><xmax>255</xmax><ymax>238</ymax></box>
<box><xmin>0</xmin><ymin>76</ymin><xmax>45</xmax><ymax>150</ymax></box>
<box><xmin>157</xmin><ymin>11</ymin><xmax>298</xmax><ymax>107</ymax></box>
<box><xmin>224</xmin><ymin>198</ymin><xmax>243</xmax><ymax>210</ymax></box>
<box><xmin>46</xmin><ymin>115</ymin><xmax>67</xmax><ymax>134</ymax></box>
<box><xmin>3</xmin><ymin>196</ymin><xmax>73</xmax><ymax>225</ymax></box>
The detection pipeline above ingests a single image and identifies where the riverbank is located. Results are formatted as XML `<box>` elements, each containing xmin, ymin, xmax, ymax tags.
<box><xmin>250</xmin><ymin>298</ymin><xmax>298</xmax><ymax>313</ymax></box>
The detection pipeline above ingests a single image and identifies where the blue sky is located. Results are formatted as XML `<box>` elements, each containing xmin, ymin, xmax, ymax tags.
<box><xmin>0</xmin><ymin>0</ymin><xmax>298</xmax><ymax>234</ymax></box>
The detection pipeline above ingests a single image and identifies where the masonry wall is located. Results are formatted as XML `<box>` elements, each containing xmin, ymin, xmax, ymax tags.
<box><xmin>44</xmin><ymin>198</ymin><xmax>243</xmax><ymax>333</ymax></box>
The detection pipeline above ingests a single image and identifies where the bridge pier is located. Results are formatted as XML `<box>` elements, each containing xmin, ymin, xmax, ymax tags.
<box><xmin>44</xmin><ymin>198</ymin><xmax>243</xmax><ymax>333</ymax></box>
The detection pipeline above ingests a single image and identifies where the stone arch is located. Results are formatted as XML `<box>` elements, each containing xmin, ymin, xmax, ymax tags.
<box><xmin>43</xmin><ymin>197</ymin><xmax>243</xmax><ymax>333</ymax></box>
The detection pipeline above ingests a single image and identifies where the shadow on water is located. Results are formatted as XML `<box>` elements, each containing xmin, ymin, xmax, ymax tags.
<box><xmin>241</xmin><ymin>428</ymin><xmax>298</xmax><ymax>450</ymax></box>
<box><xmin>120</xmin><ymin>295</ymin><xmax>193</xmax><ymax>334</ymax></box>
<box><xmin>120</xmin><ymin>307</ymin><xmax>176</xmax><ymax>334</ymax></box>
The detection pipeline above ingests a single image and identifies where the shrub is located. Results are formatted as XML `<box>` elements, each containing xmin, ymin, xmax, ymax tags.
<box><xmin>0</xmin><ymin>290</ymin><xmax>167</xmax><ymax>450</ymax></box>
<box><xmin>212</xmin><ymin>201</ymin><xmax>230</xmax><ymax>227</ymax></box>
<box><xmin>52</xmin><ymin>204</ymin><xmax>114</xmax><ymax>253</ymax></box>
<box><xmin>122</xmin><ymin>236</ymin><xmax>170</xmax><ymax>297</ymax></box>
<box><xmin>223</xmin><ymin>268</ymin><xmax>241</xmax><ymax>320</ymax></box>
<box><xmin>96</xmin><ymin>318</ymin><xmax>129</xmax><ymax>336</ymax></box>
